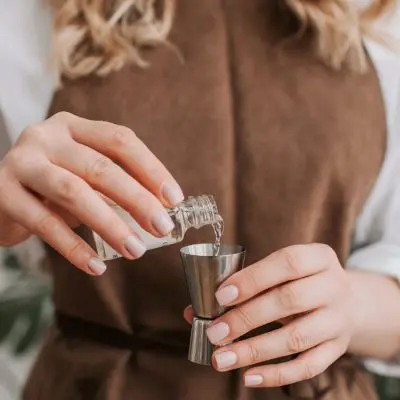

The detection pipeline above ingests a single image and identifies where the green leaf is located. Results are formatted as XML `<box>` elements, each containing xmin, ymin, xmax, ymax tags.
<box><xmin>14</xmin><ymin>300</ymin><xmax>43</xmax><ymax>355</ymax></box>
<box><xmin>3</xmin><ymin>252</ymin><xmax>22</xmax><ymax>271</ymax></box>
<box><xmin>375</xmin><ymin>375</ymin><xmax>400</xmax><ymax>400</ymax></box>
<box><xmin>0</xmin><ymin>256</ymin><xmax>52</xmax><ymax>355</ymax></box>
<box><xmin>0</xmin><ymin>304</ymin><xmax>18</xmax><ymax>342</ymax></box>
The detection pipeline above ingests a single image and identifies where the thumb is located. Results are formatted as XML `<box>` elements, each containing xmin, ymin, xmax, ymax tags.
<box><xmin>183</xmin><ymin>305</ymin><xmax>194</xmax><ymax>324</ymax></box>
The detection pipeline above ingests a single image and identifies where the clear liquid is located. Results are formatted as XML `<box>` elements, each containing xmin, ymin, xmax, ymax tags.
<box><xmin>212</xmin><ymin>216</ymin><xmax>224</xmax><ymax>256</ymax></box>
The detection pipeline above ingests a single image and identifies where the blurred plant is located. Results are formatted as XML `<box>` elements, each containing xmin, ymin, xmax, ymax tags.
<box><xmin>0</xmin><ymin>250</ymin><xmax>52</xmax><ymax>355</ymax></box>
<box><xmin>0</xmin><ymin>248</ymin><xmax>52</xmax><ymax>398</ymax></box>
<box><xmin>375</xmin><ymin>375</ymin><xmax>400</xmax><ymax>400</ymax></box>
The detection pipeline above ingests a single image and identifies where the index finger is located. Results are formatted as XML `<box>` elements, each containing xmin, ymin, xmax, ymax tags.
<box><xmin>215</xmin><ymin>244</ymin><xmax>336</xmax><ymax>306</ymax></box>
<box><xmin>52</xmin><ymin>113</ymin><xmax>184</xmax><ymax>207</ymax></box>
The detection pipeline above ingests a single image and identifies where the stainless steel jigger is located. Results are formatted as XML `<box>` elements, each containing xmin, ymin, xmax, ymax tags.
<box><xmin>180</xmin><ymin>244</ymin><xmax>246</xmax><ymax>366</ymax></box>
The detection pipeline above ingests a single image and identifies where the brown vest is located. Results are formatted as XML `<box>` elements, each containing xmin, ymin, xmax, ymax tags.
<box><xmin>24</xmin><ymin>1</ymin><xmax>386</xmax><ymax>399</ymax></box>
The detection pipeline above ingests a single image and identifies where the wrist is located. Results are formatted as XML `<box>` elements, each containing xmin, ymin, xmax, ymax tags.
<box><xmin>346</xmin><ymin>270</ymin><xmax>370</xmax><ymax>341</ymax></box>
<box><xmin>345</xmin><ymin>269</ymin><xmax>400</xmax><ymax>359</ymax></box>
<box><xmin>346</xmin><ymin>270</ymin><xmax>368</xmax><ymax>351</ymax></box>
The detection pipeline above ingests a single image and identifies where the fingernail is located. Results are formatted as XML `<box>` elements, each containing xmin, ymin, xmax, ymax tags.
<box><xmin>216</xmin><ymin>285</ymin><xmax>239</xmax><ymax>306</ymax></box>
<box><xmin>245</xmin><ymin>375</ymin><xmax>263</xmax><ymax>387</ymax></box>
<box><xmin>152</xmin><ymin>210</ymin><xmax>175</xmax><ymax>236</ymax></box>
<box><xmin>161</xmin><ymin>183</ymin><xmax>184</xmax><ymax>206</ymax></box>
<box><xmin>88</xmin><ymin>258</ymin><xmax>107</xmax><ymax>275</ymax></box>
<box><xmin>215</xmin><ymin>351</ymin><xmax>237</xmax><ymax>370</ymax></box>
<box><xmin>207</xmin><ymin>322</ymin><xmax>230</xmax><ymax>344</ymax></box>
<box><xmin>124</xmin><ymin>236</ymin><xmax>146</xmax><ymax>258</ymax></box>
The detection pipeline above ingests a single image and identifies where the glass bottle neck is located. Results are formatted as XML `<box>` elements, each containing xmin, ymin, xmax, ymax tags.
<box><xmin>177</xmin><ymin>195</ymin><xmax>222</xmax><ymax>230</ymax></box>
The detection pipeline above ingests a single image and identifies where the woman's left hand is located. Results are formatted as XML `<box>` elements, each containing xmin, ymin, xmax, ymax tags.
<box><xmin>186</xmin><ymin>244</ymin><xmax>359</xmax><ymax>388</ymax></box>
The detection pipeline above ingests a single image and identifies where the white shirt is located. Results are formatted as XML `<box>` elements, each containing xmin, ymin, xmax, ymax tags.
<box><xmin>1</xmin><ymin>0</ymin><xmax>400</xmax><ymax>377</ymax></box>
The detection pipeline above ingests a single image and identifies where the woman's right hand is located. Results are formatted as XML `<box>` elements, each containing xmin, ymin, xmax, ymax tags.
<box><xmin>0</xmin><ymin>112</ymin><xmax>184</xmax><ymax>275</ymax></box>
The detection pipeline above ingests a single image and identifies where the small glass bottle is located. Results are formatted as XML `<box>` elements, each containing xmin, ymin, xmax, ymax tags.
<box><xmin>93</xmin><ymin>195</ymin><xmax>223</xmax><ymax>261</ymax></box>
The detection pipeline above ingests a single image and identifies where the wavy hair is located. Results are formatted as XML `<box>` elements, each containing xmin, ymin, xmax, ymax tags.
<box><xmin>49</xmin><ymin>0</ymin><xmax>396</xmax><ymax>81</ymax></box>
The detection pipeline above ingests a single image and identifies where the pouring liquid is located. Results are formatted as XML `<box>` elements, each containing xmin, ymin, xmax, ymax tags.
<box><xmin>212</xmin><ymin>217</ymin><xmax>224</xmax><ymax>256</ymax></box>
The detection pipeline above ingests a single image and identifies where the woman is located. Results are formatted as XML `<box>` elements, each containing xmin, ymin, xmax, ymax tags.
<box><xmin>0</xmin><ymin>0</ymin><xmax>400</xmax><ymax>399</ymax></box>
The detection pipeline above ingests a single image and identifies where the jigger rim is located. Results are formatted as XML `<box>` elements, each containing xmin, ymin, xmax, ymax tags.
<box><xmin>180</xmin><ymin>243</ymin><xmax>246</xmax><ymax>257</ymax></box>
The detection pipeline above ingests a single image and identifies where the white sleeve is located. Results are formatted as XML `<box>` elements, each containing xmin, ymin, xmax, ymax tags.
<box><xmin>0</xmin><ymin>0</ymin><xmax>55</xmax><ymax>144</ymax></box>
<box><xmin>349</xmin><ymin>14</ymin><xmax>400</xmax><ymax>376</ymax></box>
<box><xmin>348</xmin><ymin>46</ymin><xmax>400</xmax><ymax>277</ymax></box>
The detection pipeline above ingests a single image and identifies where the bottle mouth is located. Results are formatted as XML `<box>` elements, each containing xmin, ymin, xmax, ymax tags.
<box><xmin>203</xmin><ymin>194</ymin><xmax>218</xmax><ymax>214</ymax></box>
<box><xmin>181</xmin><ymin>243</ymin><xmax>245</xmax><ymax>257</ymax></box>
<box><xmin>182</xmin><ymin>195</ymin><xmax>222</xmax><ymax>229</ymax></box>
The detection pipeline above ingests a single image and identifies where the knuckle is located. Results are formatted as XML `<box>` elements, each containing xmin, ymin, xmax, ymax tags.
<box><xmin>52</xmin><ymin>111</ymin><xmax>74</xmax><ymax>121</ymax></box>
<box><xmin>244</xmin><ymin>342</ymin><xmax>261</xmax><ymax>364</ymax></box>
<box><xmin>287</xmin><ymin>327</ymin><xmax>310</xmax><ymax>354</ymax></box>
<box><xmin>21</xmin><ymin>123</ymin><xmax>47</xmax><ymax>144</ymax></box>
<box><xmin>86</xmin><ymin>156</ymin><xmax>113</xmax><ymax>180</ymax></box>
<box><xmin>318</xmin><ymin>243</ymin><xmax>334</xmax><ymax>254</ymax></box>
<box><xmin>112</xmin><ymin>126</ymin><xmax>136</xmax><ymax>148</ymax></box>
<box><xmin>235</xmin><ymin>306</ymin><xmax>254</xmax><ymax>331</ymax></box>
<box><xmin>54</xmin><ymin>175</ymin><xmax>81</xmax><ymax>203</ymax></box>
<box><xmin>2</xmin><ymin>149</ymin><xmax>23</xmax><ymax>170</ymax></box>
<box><xmin>34</xmin><ymin>214</ymin><xmax>59</xmax><ymax>236</ymax></box>
<box><xmin>316</xmin><ymin>243</ymin><xmax>337</xmax><ymax>261</ymax></box>
<box><xmin>65</xmin><ymin>239</ymin><xmax>89</xmax><ymax>262</ymax></box>
<box><xmin>300</xmin><ymin>360</ymin><xmax>319</xmax><ymax>381</ymax></box>
<box><xmin>271</xmin><ymin>367</ymin><xmax>287</xmax><ymax>387</ymax></box>
<box><xmin>243</xmin><ymin>267</ymin><xmax>261</xmax><ymax>294</ymax></box>
<box><xmin>15</xmin><ymin>152</ymin><xmax>47</xmax><ymax>177</ymax></box>
<box><xmin>280</xmin><ymin>246</ymin><xmax>303</xmax><ymax>278</ymax></box>
<box><xmin>126</xmin><ymin>192</ymin><xmax>159</xmax><ymax>219</ymax></box>
<box><xmin>277</xmin><ymin>284</ymin><xmax>300</xmax><ymax>311</ymax></box>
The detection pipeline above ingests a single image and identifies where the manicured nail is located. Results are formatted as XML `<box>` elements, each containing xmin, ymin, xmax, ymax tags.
<box><xmin>216</xmin><ymin>285</ymin><xmax>239</xmax><ymax>306</ymax></box>
<box><xmin>207</xmin><ymin>322</ymin><xmax>230</xmax><ymax>344</ymax></box>
<box><xmin>161</xmin><ymin>183</ymin><xmax>184</xmax><ymax>206</ymax></box>
<box><xmin>88</xmin><ymin>258</ymin><xmax>107</xmax><ymax>275</ymax></box>
<box><xmin>124</xmin><ymin>236</ymin><xmax>146</xmax><ymax>258</ymax></box>
<box><xmin>245</xmin><ymin>375</ymin><xmax>263</xmax><ymax>387</ymax></box>
<box><xmin>152</xmin><ymin>210</ymin><xmax>175</xmax><ymax>236</ymax></box>
<box><xmin>214</xmin><ymin>351</ymin><xmax>237</xmax><ymax>370</ymax></box>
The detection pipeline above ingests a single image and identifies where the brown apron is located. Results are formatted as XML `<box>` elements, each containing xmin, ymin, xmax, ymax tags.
<box><xmin>24</xmin><ymin>1</ymin><xmax>387</xmax><ymax>399</ymax></box>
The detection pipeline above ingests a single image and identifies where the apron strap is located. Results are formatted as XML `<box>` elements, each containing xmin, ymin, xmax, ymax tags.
<box><xmin>55</xmin><ymin>311</ymin><xmax>190</xmax><ymax>357</ymax></box>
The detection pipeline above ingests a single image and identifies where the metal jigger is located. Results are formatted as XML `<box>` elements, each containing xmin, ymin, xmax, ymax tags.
<box><xmin>180</xmin><ymin>244</ymin><xmax>246</xmax><ymax>366</ymax></box>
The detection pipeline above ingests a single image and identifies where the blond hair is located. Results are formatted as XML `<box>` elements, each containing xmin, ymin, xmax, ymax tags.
<box><xmin>50</xmin><ymin>0</ymin><xmax>396</xmax><ymax>81</ymax></box>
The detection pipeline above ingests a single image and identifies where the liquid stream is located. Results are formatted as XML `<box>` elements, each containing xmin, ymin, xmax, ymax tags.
<box><xmin>212</xmin><ymin>217</ymin><xmax>224</xmax><ymax>256</ymax></box>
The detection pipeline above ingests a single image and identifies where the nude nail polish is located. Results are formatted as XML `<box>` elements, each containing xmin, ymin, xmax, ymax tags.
<box><xmin>206</xmin><ymin>322</ymin><xmax>230</xmax><ymax>344</ymax></box>
<box><xmin>215</xmin><ymin>351</ymin><xmax>237</xmax><ymax>370</ymax></box>
<box><xmin>152</xmin><ymin>211</ymin><xmax>175</xmax><ymax>236</ymax></box>
<box><xmin>245</xmin><ymin>375</ymin><xmax>263</xmax><ymax>387</ymax></box>
<box><xmin>161</xmin><ymin>183</ymin><xmax>184</xmax><ymax>206</ymax></box>
<box><xmin>88</xmin><ymin>258</ymin><xmax>107</xmax><ymax>275</ymax></box>
<box><xmin>216</xmin><ymin>285</ymin><xmax>239</xmax><ymax>306</ymax></box>
<box><xmin>124</xmin><ymin>235</ymin><xmax>146</xmax><ymax>258</ymax></box>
